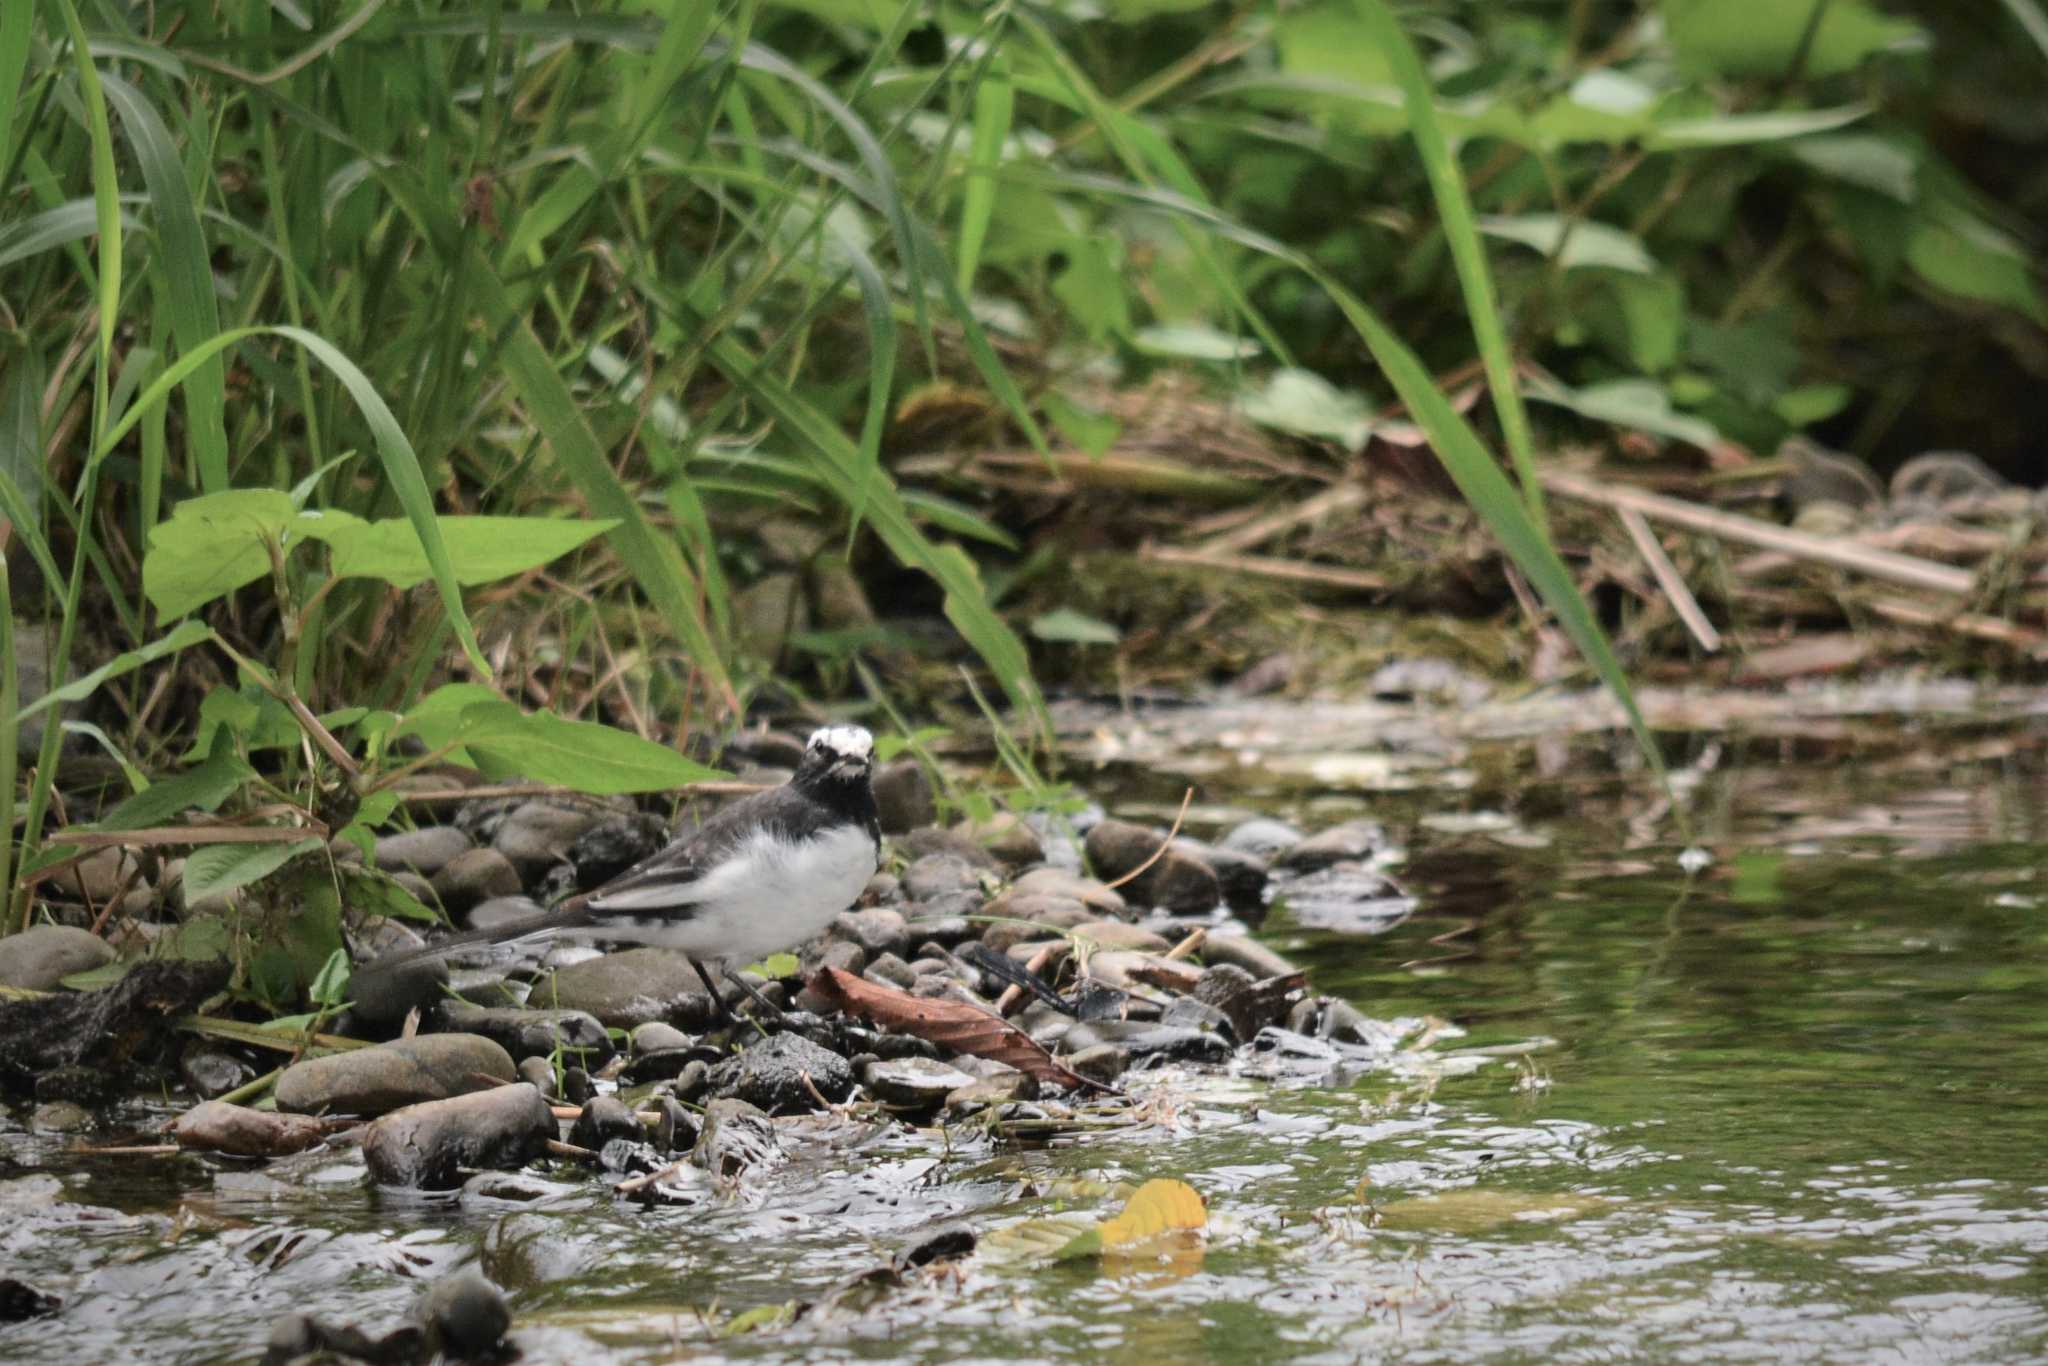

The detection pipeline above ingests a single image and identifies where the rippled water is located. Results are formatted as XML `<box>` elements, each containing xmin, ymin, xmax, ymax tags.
<box><xmin>7</xmin><ymin>724</ymin><xmax>2048</xmax><ymax>1363</ymax></box>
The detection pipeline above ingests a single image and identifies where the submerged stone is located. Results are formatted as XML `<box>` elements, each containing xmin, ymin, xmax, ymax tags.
<box><xmin>361</xmin><ymin>1083</ymin><xmax>554</xmax><ymax>1190</ymax></box>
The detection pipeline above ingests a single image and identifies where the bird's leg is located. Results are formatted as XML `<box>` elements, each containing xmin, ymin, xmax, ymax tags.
<box><xmin>687</xmin><ymin>955</ymin><xmax>739</xmax><ymax>1025</ymax></box>
<box><xmin>687</xmin><ymin>955</ymin><xmax>784</xmax><ymax>1040</ymax></box>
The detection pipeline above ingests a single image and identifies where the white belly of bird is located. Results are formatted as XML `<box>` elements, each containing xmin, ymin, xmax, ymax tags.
<box><xmin>574</xmin><ymin>824</ymin><xmax>877</xmax><ymax>964</ymax></box>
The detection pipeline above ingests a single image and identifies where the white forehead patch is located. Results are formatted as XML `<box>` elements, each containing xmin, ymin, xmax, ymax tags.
<box><xmin>807</xmin><ymin>724</ymin><xmax>874</xmax><ymax>760</ymax></box>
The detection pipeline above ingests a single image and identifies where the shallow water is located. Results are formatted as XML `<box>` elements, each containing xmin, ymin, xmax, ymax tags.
<box><xmin>7</xmin><ymin>722</ymin><xmax>2048</xmax><ymax>1363</ymax></box>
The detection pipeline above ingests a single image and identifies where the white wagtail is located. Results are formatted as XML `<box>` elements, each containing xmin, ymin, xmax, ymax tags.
<box><xmin>365</xmin><ymin>725</ymin><xmax>881</xmax><ymax>1011</ymax></box>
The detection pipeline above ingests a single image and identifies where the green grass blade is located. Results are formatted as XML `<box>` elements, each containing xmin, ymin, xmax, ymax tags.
<box><xmin>101</xmin><ymin>73</ymin><xmax>230</xmax><ymax>496</ymax></box>
<box><xmin>471</xmin><ymin>268</ymin><xmax>738</xmax><ymax>713</ymax></box>
<box><xmin>1320</xmin><ymin>278</ymin><xmax>1668</xmax><ymax>797</ymax></box>
<box><xmin>956</xmin><ymin>75</ymin><xmax>1013</xmax><ymax>293</ymax></box>
<box><xmin>1348</xmin><ymin>0</ymin><xmax>1543</xmax><ymax>524</ymax></box>
<box><xmin>0</xmin><ymin>0</ymin><xmax>31</xmax><ymax>170</ymax></box>
<box><xmin>0</xmin><ymin>558</ymin><xmax>14</xmax><ymax>925</ymax></box>
<box><xmin>53</xmin><ymin>0</ymin><xmax>120</xmax><ymax>377</ymax></box>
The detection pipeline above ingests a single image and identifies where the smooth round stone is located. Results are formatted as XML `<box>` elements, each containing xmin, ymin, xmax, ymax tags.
<box><xmin>372</xmin><ymin>826</ymin><xmax>475</xmax><ymax>878</ymax></box>
<box><xmin>871</xmin><ymin>758</ymin><xmax>936</xmax><ymax>835</ymax></box>
<box><xmin>431</xmin><ymin>848</ymin><xmax>522</xmax><ymax>912</ymax></box>
<box><xmin>860</xmin><ymin>1057</ymin><xmax>976</xmax><ymax>1108</ymax></box>
<box><xmin>274</xmin><ymin>1034</ymin><xmax>517</xmax><ymax>1115</ymax></box>
<box><xmin>1218</xmin><ymin>818</ymin><xmax>1305</xmax><ymax>860</ymax></box>
<box><xmin>411</xmin><ymin>1270</ymin><xmax>511</xmax><ymax>1358</ymax></box>
<box><xmin>901</xmin><ymin>854</ymin><xmax>980</xmax><ymax>901</ymax></box>
<box><xmin>361</xmin><ymin>1084</ymin><xmax>553</xmax><ymax>1190</ymax></box>
<box><xmin>0</xmin><ymin>925</ymin><xmax>115</xmax><ymax>990</ymax></box>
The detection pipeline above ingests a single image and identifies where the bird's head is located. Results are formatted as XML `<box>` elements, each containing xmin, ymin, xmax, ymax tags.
<box><xmin>801</xmin><ymin>724</ymin><xmax>875</xmax><ymax>785</ymax></box>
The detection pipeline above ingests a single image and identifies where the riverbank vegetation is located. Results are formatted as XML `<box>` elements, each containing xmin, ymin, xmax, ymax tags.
<box><xmin>4</xmin><ymin>0</ymin><xmax>2043</xmax><ymax>931</ymax></box>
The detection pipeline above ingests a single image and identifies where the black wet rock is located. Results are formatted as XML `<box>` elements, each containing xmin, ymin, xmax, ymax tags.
<box><xmin>0</xmin><ymin>925</ymin><xmax>114</xmax><ymax>990</ymax></box>
<box><xmin>709</xmin><ymin>1033</ymin><xmax>853</xmax><ymax>1114</ymax></box>
<box><xmin>561</xmin><ymin>1067</ymin><xmax>594</xmax><ymax>1105</ymax></box>
<box><xmin>859</xmin><ymin>1057</ymin><xmax>976</xmax><ymax>1109</ymax></box>
<box><xmin>569</xmin><ymin>1095</ymin><xmax>643</xmax><ymax>1150</ymax></box>
<box><xmin>0</xmin><ymin>958</ymin><xmax>229</xmax><ymax>1094</ymax></box>
<box><xmin>872</xmin><ymin>758</ymin><xmax>936</xmax><ymax>835</ymax></box>
<box><xmin>345</xmin><ymin>956</ymin><xmax>450</xmax><ymax>1034</ymax></box>
<box><xmin>539</xmin><ymin>948</ymin><xmax>718</xmax><ymax>1030</ymax></box>
<box><xmin>275</xmin><ymin>1034</ymin><xmax>517</xmax><ymax>1116</ymax></box>
<box><xmin>430</xmin><ymin>847</ymin><xmax>522</xmax><ymax>913</ymax></box>
<box><xmin>566</xmin><ymin>812</ymin><xmax>669</xmax><ymax>889</ymax></box>
<box><xmin>34</xmin><ymin>1064</ymin><xmax>114</xmax><ymax>1104</ymax></box>
<box><xmin>1193</xmin><ymin>963</ymin><xmax>1304</xmax><ymax>1041</ymax></box>
<box><xmin>411</xmin><ymin>1269</ymin><xmax>512</xmax><ymax>1359</ymax></box>
<box><xmin>1286</xmin><ymin>994</ymin><xmax>1383</xmax><ymax>1045</ymax></box>
<box><xmin>441</xmin><ymin>1005</ymin><xmax>613</xmax><ymax>1063</ymax></box>
<box><xmin>693</xmin><ymin>1097</ymin><xmax>781</xmax><ymax>1180</ymax></box>
<box><xmin>372</xmin><ymin>826</ymin><xmax>475</xmax><ymax>878</ymax></box>
<box><xmin>361</xmin><ymin>1083</ymin><xmax>554</xmax><ymax>1190</ymax></box>
<box><xmin>1273</xmin><ymin>819</ymin><xmax>1385</xmax><ymax>871</ymax></box>
<box><xmin>0</xmin><ymin>1277</ymin><xmax>60</xmax><ymax>1323</ymax></box>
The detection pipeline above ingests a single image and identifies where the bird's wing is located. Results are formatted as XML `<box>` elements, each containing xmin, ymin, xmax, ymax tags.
<box><xmin>576</xmin><ymin>784</ymin><xmax>803</xmax><ymax>914</ymax></box>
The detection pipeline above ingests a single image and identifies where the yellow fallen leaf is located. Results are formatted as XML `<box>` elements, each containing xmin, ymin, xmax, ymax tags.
<box><xmin>1058</xmin><ymin>1178</ymin><xmax>1207</xmax><ymax>1259</ymax></box>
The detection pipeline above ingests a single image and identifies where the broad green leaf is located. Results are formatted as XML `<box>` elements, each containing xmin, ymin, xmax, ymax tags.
<box><xmin>14</xmin><ymin>620</ymin><xmax>212</xmax><ymax>722</ymax></box>
<box><xmin>1907</xmin><ymin>214</ymin><xmax>2047</xmax><ymax>323</ymax></box>
<box><xmin>316</xmin><ymin>515</ymin><xmax>620</xmax><ymax>589</ymax></box>
<box><xmin>956</xmin><ymin>77</ymin><xmax>1014</xmax><ymax>293</ymax></box>
<box><xmin>1238</xmin><ymin>369</ymin><xmax>1376</xmax><ymax>448</ymax></box>
<box><xmin>463</xmin><ymin>710</ymin><xmax>728</xmax><ymax>794</ymax></box>
<box><xmin>1663</xmin><ymin>0</ymin><xmax>1927</xmax><ymax>78</ymax></box>
<box><xmin>1527</xmin><ymin>377</ymin><xmax>1723</xmax><ymax>449</ymax></box>
<box><xmin>1773</xmin><ymin>383</ymin><xmax>1854</xmax><ymax>427</ymax></box>
<box><xmin>93</xmin><ymin>744</ymin><xmax>253</xmax><ymax>832</ymax></box>
<box><xmin>141</xmin><ymin>491</ymin><xmax>349</xmax><ymax>617</ymax></box>
<box><xmin>182</xmin><ymin>837</ymin><xmax>323</xmax><ymax>905</ymax></box>
<box><xmin>1479</xmin><ymin>215</ymin><xmax>1657</xmax><ymax>274</ymax></box>
<box><xmin>1650</xmin><ymin>105</ymin><xmax>1872</xmax><ymax>149</ymax></box>
<box><xmin>308</xmin><ymin>948</ymin><xmax>351</xmax><ymax>1009</ymax></box>
<box><xmin>184</xmin><ymin>686</ymin><xmax>302</xmax><ymax>760</ymax></box>
<box><xmin>1030</xmin><ymin>608</ymin><xmax>1121</xmax><ymax>646</ymax></box>
<box><xmin>1790</xmin><ymin>135</ymin><xmax>1918</xmax><ymax>202</ymax></box>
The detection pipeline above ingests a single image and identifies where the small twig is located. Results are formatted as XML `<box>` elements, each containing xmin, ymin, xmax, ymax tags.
<box><xmin>1164</xmin><ymin>927</ymin><xmax>1208</xmax><ymax>961</ymax></box>
<box><xmin>1100</xmin><ymin>788</ymin><xmax>1194</xmax><ymax>892</ymax></box>
<box><xmin>546</xmin><ymin>1138</ymin><xmax>600</xmax><ymax>1163</ymax></box>
<box><xmin>995</xmin><ymin>942</ymin><xmax>1063</xmax><ymax>1019</ymax></box>
<box><xmin>1616</xmin><ymin>506</ymin><xmax>1722</xmax><ymax>653</ymax></box>
<box><xmin>1544</xmin><ymin>468</ymin><xmax>1975</xmax><ymax>596</ymax></box>
<box><xmin>67</xmin><ymin>1143</ymin><xmax>181</xmax><ymax>1157</ymax></box>
<box><xmin>1140</xmin><ymin>545</ymin><xmax>1389</xmax><ymax>593</ymax></box>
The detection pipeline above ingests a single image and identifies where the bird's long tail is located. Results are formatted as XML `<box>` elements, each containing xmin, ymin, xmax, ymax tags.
<box><xmin>356</xmin><ymin>898</ymin><xmax>594</xmax><ymax>977</ymax></box>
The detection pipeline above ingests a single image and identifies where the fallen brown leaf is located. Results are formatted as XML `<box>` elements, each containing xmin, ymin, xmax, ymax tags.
<box><xmin>806</xmin><ymin>967</ymin><xmax>1109</xmax><ymax>1093</ymax></box>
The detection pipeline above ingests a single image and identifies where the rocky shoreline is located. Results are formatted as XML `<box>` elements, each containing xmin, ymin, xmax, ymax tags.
<box><xmin>0</xmin><ymin>733</ymin><xmax>1433</xmax><ymax>1357</ymax></box>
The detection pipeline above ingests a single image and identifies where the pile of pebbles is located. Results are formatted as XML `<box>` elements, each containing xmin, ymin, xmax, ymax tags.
<box><xmin>6</xmin><ymin>734</ymin><xmax>1421</xmax><ymax>1198</ymax></box>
